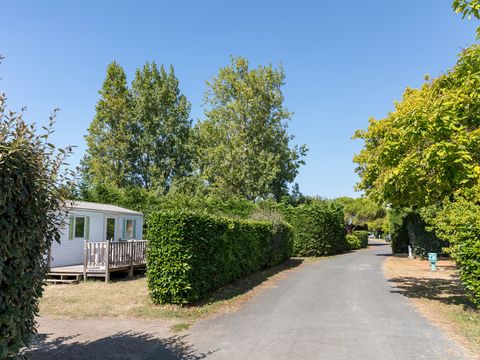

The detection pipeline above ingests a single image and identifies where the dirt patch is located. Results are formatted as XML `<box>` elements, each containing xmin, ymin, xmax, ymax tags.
<box><xmin>384</xmin><ymin>256</ymin><xmax>480</xmax><ymax>359</ymax></box>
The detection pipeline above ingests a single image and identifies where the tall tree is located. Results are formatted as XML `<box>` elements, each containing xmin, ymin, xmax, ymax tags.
<box><xmin>83</xmin><ymin>61</ymin><xmax>132</xmax><ymax>187</ymax></box>
<box><xmin>195</xmin><ymin>56</ymin><xmax>307</xmax><ymax>200</ymax></box>
<box><xmin>353</xmin><ymin>45</ymin><xmax>480</xmax><ymax>209</ymax></box>
<box><xmin>130</xmin><ymin>63</ymin><xmax>192</xmax><ymax>192</ymax></box>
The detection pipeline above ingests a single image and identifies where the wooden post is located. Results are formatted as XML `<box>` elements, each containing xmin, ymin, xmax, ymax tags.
<box><xmin>105</xmin><ymin>239</ymin><xmax>110</xmax><ymax>283</ymax></box>
<box><xmin>83</xmin><ymin>240</ymin><xmax>87</xmax><ymax>282</ymax></box>
<box><xmin>128</xmin><ymin>240</ymin><xmax>134</xmax><ymax>278</ymax></box>
<box><xmin>47</xmin><ymin>246</ymin><xmax>52</xmax><ymax>272</ymax></box>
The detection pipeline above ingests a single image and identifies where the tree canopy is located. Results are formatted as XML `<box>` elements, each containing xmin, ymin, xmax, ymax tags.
<box><xmin>81</xmin><ymin>61</ymin><xmax>192</xmax><ymax>196</ymax></box>
<box><xmin>353</xmin><ymin>45</ymin><xmax>480</xmax><ymax>209</ymax></box>
<box><xmin>194</xmin><ymin>56</ymin><xmax>307</xmax><ymax>200</ymax></box>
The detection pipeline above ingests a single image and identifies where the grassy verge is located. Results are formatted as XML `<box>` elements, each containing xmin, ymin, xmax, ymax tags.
<box><xmin>40</xmin><ymin>257</ymin><xmax>320</xmax><ymax>323</ymax></box>
<box><xmin>384</xmin><ymin>255</ymin><xmax>480</xmax><ymax>359</ymax></box>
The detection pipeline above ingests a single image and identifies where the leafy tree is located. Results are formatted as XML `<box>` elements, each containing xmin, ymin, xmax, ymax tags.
<box><xmin>195</xmin><ymin>56</ymin><xmax>307</xmax><ymax>200</ymax></box>
<box><xmin>83</xmin><ymin>61</ymin><xmax>132</xmax><ymax>188</ymax></box>
<box><xmin>336</xmin><ymin>196</ymin><xmax>386</xmax><ymax>233</ymax></box>
<box><xmin>130</xmin><ymin>63</ymin><xmax>192</xmax><ymax>193</ymax></box>
<box><xmin>453</xmin><ymin>0</ymin><xmax>480</xmax><ymax>37</ymax></box>
<box><xmin>353</xmin><ymin>45</ymin><xmax>480</xmax><ymax>209</ymax></box>
<box><xmin>0</xmin><ymin>91</ymin><xmax>73</xmax><ymax>355</ymax></box>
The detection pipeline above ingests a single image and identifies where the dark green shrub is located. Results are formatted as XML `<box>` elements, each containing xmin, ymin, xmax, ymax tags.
<box><xmin>284</xmin><ymin>200</ymin><xmax>348</xmax><ymax>256</ymax></box>
<box><xmin>389</xmin><ymin>210</ymin><xmax>410</xmax><ymax>253</ymax></box>
<box><xmin>352</xmin><ymin>230</ymin><xmax>369</xmax><ymax>248</ymax></box>
<box><xmin>346</xmin><ymin>234</ymin><xmax>361</xmax><ymax>250</ymax></box>
<box><xmin>404</xmin><ymin>212</ymin><xmax>447</xmax><ymax>258</ymax></box>
<box><xmin>0</xmin><ymin>106</ymin><xmax>72</xmax><ymax>357</ymax></box>
<box><xmin>146</xmin><ymin>211</ymin><xmax>293</xmax><ymax>304</ymax></box>
<box><xmin>389</xmin><ymin>210</ymin><xmax>447</xmax><ymax>257</ymax></box>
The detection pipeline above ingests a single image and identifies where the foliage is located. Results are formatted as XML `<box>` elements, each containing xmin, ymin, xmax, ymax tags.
<box><xmin>336</xmin><ymin>196</ymin><xmax>386</xmax><ymax>233</ymax></box>
<box><xmin>387</xmin><ymin>210</ymin><xmax>446</xmax><ymax>257</ymax></box>
<box><xmin>388</xmin><ymin>210</ymin><xmax>410</xmax><ymax>253</ymax></box>
<box><xmin>0</xmin><ymin>98</ymin><xmax>73</xmax><ymax>356</ymax></box>
<box><xmin>83</xmin><ymin>62</ymin><xmax>132</xmax><ymax>188</ymax></box>
<box><xmin>82</xmin><ymin>61</ymin><xmax>192</xmax><ymax>195</ymax></box>
<box><xmin>346</xmin><ymin>234</ymin><xmax>361</xmax><ymax>250</ymax></box>
<box><xmin>352</xmin><ymin>230</ymin><xmax>369</xmax><ymax>248</ymax></box>
<box><xmin>81</xmin><ymin>181</ymin><xmax>256</xmax><ymax>220</ymax></box>
<box><xmin>130</xmin><ymin>63</ymin><xmax>192</xmax><ymax>192</ymax></box>
<box><xmin>353</xmin><ymin>45</ymin><xmax>480</xmax><ymax>209</ymax></box>
<box><xmin>284</xmin><ymin>200</ymin><xmax>348</xmax><ymax>256</ymax></box>
<box><xmin>194</xmin><ymin>56</ymin><xmax>307</xmax><ymax>201</ymax></box>
<box><xmin>404</xmin><ymin>212</ymin><xmax>448</xmax><ymax>258</ymax></box>
<box><xmin>146</xmin><ymin>211</ymin><xmax>293</xmax><ymax>304</ymax></box>
<box><xmin>431</xmin><ymin>187</ymin><xmax>480</xmax><ymax>307</ymax></box>
<box><xmin>452</xmin><ymin>0</ymin><xmax>480</xmax><ymax>38</ymax></box>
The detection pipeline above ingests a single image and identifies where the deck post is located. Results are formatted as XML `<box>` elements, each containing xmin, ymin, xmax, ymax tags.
<box><xmin>128</xmin><ymin>240</ymin><xmax>134</xmax><ymax>278</ymax></box>
<box><xmin>105</xmin><ymin>239</ymin><xmax>110</xmax><ymax>283</ymax></box>
<box><xmin>83</xmin><ymin>240</ymin><xmax>87</xmax><ymax>282</ymax></box>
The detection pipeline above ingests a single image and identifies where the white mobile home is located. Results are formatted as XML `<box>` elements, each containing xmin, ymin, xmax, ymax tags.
<box><xmin>50</xmin><ymin>201</ymin><xmax>144</xmax><ymax>268</ymax></box>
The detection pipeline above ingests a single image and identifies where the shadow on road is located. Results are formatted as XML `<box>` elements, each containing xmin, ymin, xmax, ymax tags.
<box><xmin>22</xmin><ymin>331</ymin><xmax>218</xmax><ymax>360</ymax></box>
<box><xmin>194</xmin><ymin>258</ymin><xmax>304</xmax><ymax>306</ymax></box>
<box><xmin>388</xmin><ymin>276</ymin><xmax>473</xmax><ymax>307</ymax></box>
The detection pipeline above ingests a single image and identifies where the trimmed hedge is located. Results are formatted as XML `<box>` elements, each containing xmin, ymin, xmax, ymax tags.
<box><xmin>433</xmin><ymin>198</ymin><xmax>480</xmax><ymax>307</ymax></box>
<box><xmin>284</xmin><ymin>201</ymin><xmax>348</xmax><ymax>256</ymax></box>
<box><xmin>389</xmin><ymin>210</ymin><xmax>447</xmax><ymax>257</ymax></box>
<box><xmin>352</xmin><ymin>230</ymin><xmax>369</xmax><ymax>248</ymax></box>
<box><xmin>146</xmin><ymin>211</ymin><xmax>293</xmax><ymax>304</ymax></box>
<box><xmin>346</xmin><ymin>234</ymin><xmax>361</xmax><ymax>250</ymax></box>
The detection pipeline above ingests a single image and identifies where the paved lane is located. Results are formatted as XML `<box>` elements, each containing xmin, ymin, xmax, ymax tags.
<box><xmin>187</xmin><ymin>241</ymin><xmax>467</xmax><ymax>360</ymax></box>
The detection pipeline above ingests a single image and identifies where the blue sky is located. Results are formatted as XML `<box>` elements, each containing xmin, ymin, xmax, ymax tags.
<box><xmin>1</xmin><ymin>1</ymin><xmax>477</xmax><ymax>198</ymax></box>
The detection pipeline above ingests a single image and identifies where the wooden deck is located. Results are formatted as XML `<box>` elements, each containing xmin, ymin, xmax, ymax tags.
<box><xmin>48</xmin><ymin>240</ymin><xmax>147</xmax><ymax>283</ymax></box>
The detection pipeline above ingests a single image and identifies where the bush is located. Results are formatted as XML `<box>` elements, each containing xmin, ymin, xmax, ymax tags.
<box><xmin>0</xmin><ymin>106</ymin><xmax>72</xmax><ymax>357</ymax></box>
<box><xmin>432</xmin><ymin>197</ymin><xmax>480</xmax><ymax>307</ymax></box>
<box><xmin>389</xmin><ymin>210</ymin><xmax>410</xmax><ymax>253</ymax></box>
<box><xmin>346</xmin><ymin>234</ymin><xmax>361</xmax><ymax>250</ymax></box>
<box><xmin>352</xmin><ymin>230</ymin><xmax>369</xmax><ymax>248</ymax></box>
<box><xmin>284</xmin><ymin>200</ymin><xmax>348</xmax><ymax>256</ymax></box>
<box><xmin>146</xmin><ymin>211</ymin><xmax>293</xmax><ymax>304</ymax></box>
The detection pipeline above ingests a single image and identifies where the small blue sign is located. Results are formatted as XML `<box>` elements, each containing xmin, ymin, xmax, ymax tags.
<box><xmin>428</xmin><ymin>252</ymin><xmax>438</xmax><ymax>271</ymax></box>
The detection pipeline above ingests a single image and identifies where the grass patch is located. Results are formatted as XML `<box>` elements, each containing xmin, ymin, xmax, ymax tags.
<box><xmin>40</xmin><ymin>257</ymin><xmax>314</xmax><ymax>322</ymax></box>
<box><xmin>170</xmin><ymin>323</ymin><xmax>191</xmax><ymax>333</ymax></box>
<box><xmin>384</xmin><ymin>256</ymin><xmax>480</xmax><ymax>358</ymax></box>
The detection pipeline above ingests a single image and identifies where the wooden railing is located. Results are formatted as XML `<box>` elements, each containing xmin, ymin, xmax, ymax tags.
<box><xmin>84</xmin><ymin>240</ymin><xmax>147</xmax><ymax>270</ymax></box>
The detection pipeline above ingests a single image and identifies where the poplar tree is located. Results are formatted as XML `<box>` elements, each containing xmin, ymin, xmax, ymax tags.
<box><xmin>83</xmin><ymin>61</ymin><xmax>132</xmax><ymax>187</ymax></box>
<box><xmin>195</xmin><ymin>56</ymin><xmax>307</xmax><ymax>200</ymax></box>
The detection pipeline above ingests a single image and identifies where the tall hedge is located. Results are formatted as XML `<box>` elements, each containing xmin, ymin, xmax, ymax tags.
<box><xmin>284</xmin><ymin>201</ymin><xmax>348</xmax><ymax>256</ymax></box>
<box><xmin>146</xmin><ymin>211</ymin><xmax>293</xmax><ymax>304</ymax></box>
<box><xmin>433</xmin><ymin>198</ymin><xmax>480</xmax><ymax>307</ymax></box>
<box><xmin>0</xmin><ymin>106</ymin><xmax>72</xmax><ymax>357</ymax></box>
<box><xmin>389</xmin><ymin>210</ymin><xmax>447</xmax><ymax>257</ymax></box>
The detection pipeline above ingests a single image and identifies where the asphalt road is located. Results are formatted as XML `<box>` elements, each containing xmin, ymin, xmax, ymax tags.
<box><xmin>187</xmin><ymin>241</ymin><xmax>467</xmax><ymax>360</ymax></box>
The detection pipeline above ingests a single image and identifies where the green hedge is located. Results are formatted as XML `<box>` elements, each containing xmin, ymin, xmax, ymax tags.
<box><xmin>1</xmin><ymin>113</ymin><xmax>69</xmax><ymax>357</ymax></box>
<box><xmin>389</xmin><ymin>210</ymin><xmax>447</xmax><ymax>257</ymax></box>
<box><xmin>284</xmin><ymin>201</ymin><xmax>348</xmax><ymax>256</ymax></box>
<box><xmin>346</xmin><ymin>234</ymin><xmax>361</xmax><ymax>250</ymax></box>
<box><xmin>433</xmin><ymin>198</ymin><xmax>480</xmax><ymax>307</ymax></box>
<box><xmin>146</xmin><ymin>211</ymin><xmax>293</xmax><ymax>304</ymax></box>
<box><xmin>352</xmin><ymin>230</ymin><xmax>369</xmax><ymax>248</ymax></box>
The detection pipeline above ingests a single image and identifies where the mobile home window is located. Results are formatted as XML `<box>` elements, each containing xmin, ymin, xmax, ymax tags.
<box><xmin>125</xmin><ymin>219</ymin><xmax>134</xmax><ymax>238</ymax></box>
<box><xmin>75</xmin><ymin>217</ymin><xmax>85</xmax><ymax>238</ymax></box>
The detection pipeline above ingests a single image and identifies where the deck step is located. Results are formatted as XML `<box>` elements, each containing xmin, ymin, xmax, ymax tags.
<box><xmin>48</xmin><ymin>272</ymin><xmax>83</xmax><ymax>277</ymax></box>
<box><xmin>46</xmin><ymin>278</ymin><xmax>79</xmax><ymax>285</ymax></box>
